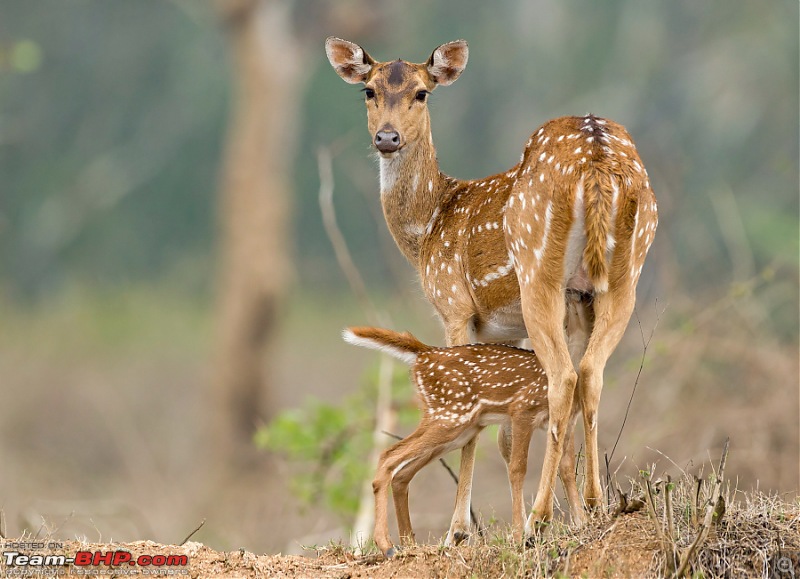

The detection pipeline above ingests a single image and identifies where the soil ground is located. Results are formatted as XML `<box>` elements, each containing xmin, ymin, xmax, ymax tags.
<box><xmin>3</xmin><ymin>497</ymin><xmax>798</xmax><ymax>579</ymax></box>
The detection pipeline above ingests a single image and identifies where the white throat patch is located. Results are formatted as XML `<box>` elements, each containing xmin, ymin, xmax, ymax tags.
<box><xmin>379</xmin><ymin>155</ymin><xmax>401</xmax><ymax>194</ymax></box>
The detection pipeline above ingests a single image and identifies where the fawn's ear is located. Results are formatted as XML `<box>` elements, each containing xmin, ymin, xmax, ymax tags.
<box><xmin>426</xmin><ymin>40</ymin><xmax>468</xmax><ymax>86</ymax></box>
<box><xmin>325</xmin><ymin>37</ymin><xmax>375</xmax><ymax>84</ymax></box>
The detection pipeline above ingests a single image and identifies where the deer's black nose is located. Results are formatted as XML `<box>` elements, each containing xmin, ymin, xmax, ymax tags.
<box><xmin>374</xmin><ymin>129</ymin><xmax>401</xmax><ymax>154</ymax></box>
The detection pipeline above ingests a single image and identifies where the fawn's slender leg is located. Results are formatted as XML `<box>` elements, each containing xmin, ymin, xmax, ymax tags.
<box><xmin>373</xmin><ymin>428</ymin><xmax>433</xmax><ymax>556</ymax></box>
<box><xmin>443</xmin><ymin>318</ymin><xmax>480</xmax><ymax>546</ymax></box>
<box><xmin>501</xmin><ymin>415</ymin><xmax>584</xmax><ymax>530</ymax></box>
<box><xmin>558</xmin><ymin>410</ymin><xmax>585</xmax><ymax>525</ymax></box>
<box><xmin>445</xmin><ymin>432</ymin><xmax>481</xmax><ymax>545</ymax></box>
<box><xmin>497</xmin><ymin>421</ymin><xmax>516</xmax><ymax>526</ymax></box>
<box><xmin>508</xmin><ymin>413</ymin><xmax>534</xmax><ymax>542</ymax></box>
<box><xmin>392</xmin><ymin>447</ymin><xmax>440</xmax><ymax>546</ymax></box>
<box><xmin>497</xmin><ymin>421</ymin><xmax>513</xmax><ymax>464</ymax></box>
<box><xmin>578</xmin><ymin>286</ymin><xmax>636</xmax><ymax>509</ymax></box>
<box><xmin>560</xmin><ymin>292</ymin><xmax>592</xmax><ymax>525</ymax></box>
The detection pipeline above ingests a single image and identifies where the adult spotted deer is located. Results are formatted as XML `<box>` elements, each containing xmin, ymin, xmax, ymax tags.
<box><xmin>326</xmin><ymin>38</ymin><xmax>658</xmax><ymax>543</ymax></box>
<box><xmin>343</xmin><ymin>326</ymin><xmax>582</xmax><ymax>557</ymax></box>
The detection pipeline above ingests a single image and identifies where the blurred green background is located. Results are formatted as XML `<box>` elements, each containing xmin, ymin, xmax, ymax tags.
<box><xmin>0</xmin><ymin>0</ymin><xmax>797</xmax><ymax>553</ymax></box>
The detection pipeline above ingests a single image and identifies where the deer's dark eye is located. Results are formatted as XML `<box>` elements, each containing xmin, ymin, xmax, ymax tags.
<box><xmin>415</xmin><ymin>90</ymin><xmax>429</xmax><ymax>102</ymax></box>
<box><xmin>364</xmin><ymin>88</ymin><xmax>375</xmax><ymax>100</ymax></box>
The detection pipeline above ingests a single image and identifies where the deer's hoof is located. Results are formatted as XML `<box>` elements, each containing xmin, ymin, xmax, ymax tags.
<box><xmin>384</xmin><ymin>547</ymin><xmax>396</xmax><ymax>558</ymax></box>
<box><xmin>523</xmin><ymin>520</ymin><xmax>550</xmax><ymax>548</ymax></box>
<box><xmin>453</xmin><ymin>531</ymin><xmax>470</xmax><ymax>545</ymax></box>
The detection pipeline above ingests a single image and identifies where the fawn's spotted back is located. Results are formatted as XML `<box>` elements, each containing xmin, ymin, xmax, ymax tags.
<box><xmin>411</xmin><ymin>343</ymin><xmax>548</xmax><ymax>426</ymax></box>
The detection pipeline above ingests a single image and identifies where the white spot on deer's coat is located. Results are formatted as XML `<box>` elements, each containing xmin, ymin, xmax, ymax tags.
<box><xmin>533</xmin><ymin>202</ymin><xmax>553</xmax><ymax>262</ymax></box>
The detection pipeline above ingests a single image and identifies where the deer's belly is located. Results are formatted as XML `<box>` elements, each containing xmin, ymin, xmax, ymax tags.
<box><xmin>472</xmin><ymin>299</ymin><xmax>528</xmax><ymax>342</ymax></box>
<box><xmin>478</xmin><ymin>413</ymin><xmax>510</xmax><ymax>427</ymax></box>
<box><xmin>566</xmin><ymin>266</ymin><xmax>594</xmax><ymax>293</ymax></box>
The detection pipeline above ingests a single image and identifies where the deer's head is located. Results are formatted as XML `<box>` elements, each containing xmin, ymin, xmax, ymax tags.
<box><xmin>325</xmin><ymin>37</ymin><xmax>468</xmax><ymax>157</ymax></box>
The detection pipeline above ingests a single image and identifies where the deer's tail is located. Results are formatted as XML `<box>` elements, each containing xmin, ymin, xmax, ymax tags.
<box><xmin>582</xmin><ymin>171</ymin><xmax>617</xmax><ymax>293</ymax></box>
<box><xmin>343</xmin><ymin>326</ymin><xmax>432</xmax><ymax>365</ymax></box>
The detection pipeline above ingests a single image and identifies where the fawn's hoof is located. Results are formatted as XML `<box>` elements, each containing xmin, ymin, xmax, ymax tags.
<box><xmin>384</xmin><ymin>547</ymin><xmax>396</xmax><ymax>558</ymax></box>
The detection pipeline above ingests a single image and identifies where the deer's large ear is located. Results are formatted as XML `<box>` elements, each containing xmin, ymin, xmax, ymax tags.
<box><xmin>325</xmin><ymin>37</ymin><xmax>375</xmax><ymax>84</ymax></box>
<box><xmin>426</xmin><ymin>40</ymin><xmax>468</xmax><ymax>86</ymax></box>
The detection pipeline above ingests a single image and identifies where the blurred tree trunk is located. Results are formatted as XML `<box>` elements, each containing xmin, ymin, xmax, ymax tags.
<box><xmin>213</xmin><ymin>0</ymin><xmax>301</xmax><ymax>460</ymax></box>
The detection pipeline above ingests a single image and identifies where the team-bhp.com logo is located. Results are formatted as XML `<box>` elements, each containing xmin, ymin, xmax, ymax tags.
<box><xmin>2</xmin><ymin>542</ymin><xmax>189</xmax><ymax>576</ymax></box>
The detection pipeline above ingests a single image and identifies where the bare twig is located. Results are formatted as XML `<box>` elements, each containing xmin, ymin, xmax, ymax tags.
<box><xmin>318</xmin><ymin>146</ymin><xmax>387</xmax><ymax>327</ymax></box>
<box><xmin>317</xmin><ymin>146</ymin><xmax>395</xmax><ymax>552</ymax></box>
<box><xmin>179</xmin><ymin>519</ymin><xmax>206</xmax><ymax>546</ymax></box>
<box><xmin>642</xmin><ymin>468</ymin><xmax>678</xmax><ymax>575</ymax></box>
<box><xmin>674</xmin><ymin>438</ymin><xmax>730</xmax><ymax>578</ymax></box>
<box><xmin>664</xmin><ymin>476</ymin><xmax>676</xmax><ymax>542</ymax></box>
<box><xmin>642</xmin><ymin>470</ymin><xmax>666</xmax><ymax>545</ymax></box>
<box><xmin>691</xmin><ymin>475</ymin><xmax>703</xmax><ymax>528</ymax></box>
<box><xmin>609</xmin><ymin>303</ymin><xmax>662</xmax><ymax>463</ymax></box>
<box><xmin>350</xmin><ymin>339</ymin><xmax>395</xmax><ymax>552</ymax></box>
<box><xmin>606</xmin><ymin>302</ymin><xmax>663</xmax><ymax>500</ymax></box>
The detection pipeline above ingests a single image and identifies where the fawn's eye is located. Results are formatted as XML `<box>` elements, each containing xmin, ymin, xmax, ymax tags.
<box><xmin>364</xmin><ymin>88</ymin><xmax>375</xmax><ymax>100</ymax></box>
<box><xmin>415</xmin><ymin>90</ymin><xmax>429</xmax><ymax>102</ymax></box>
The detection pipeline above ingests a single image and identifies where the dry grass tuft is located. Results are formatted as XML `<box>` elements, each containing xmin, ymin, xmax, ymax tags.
<box><xmin>567</xmin><ymin>479</ymin><xmax>799</xmax><ymax>578</ymax></box>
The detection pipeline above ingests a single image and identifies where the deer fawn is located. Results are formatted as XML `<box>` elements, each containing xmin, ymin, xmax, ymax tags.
<box><xmin>343</xmin><ymin>326</ymin><xmax>582</xmax><ymax>557</ymax></box>
<box><xmin>326</xmin><ymin>38</ymin><xmax>658</xmax><ymax>543</ymax></box>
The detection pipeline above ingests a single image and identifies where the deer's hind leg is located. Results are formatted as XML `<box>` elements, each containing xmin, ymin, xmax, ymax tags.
<box><xmin>578</xmin><ymin>285</ymin><xmax>636</xmax><ymax>509</ymax></box>
<box><xmin>519</xmin><ymin>286</ymin><xmax>577</xmax><ymax>531</ymax></box>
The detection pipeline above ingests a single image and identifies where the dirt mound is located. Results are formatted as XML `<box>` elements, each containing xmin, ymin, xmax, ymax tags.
<box><xmin>3</xmin><ymin>494</ymin><xmax>798</xmax><ymax>579</ymax></box>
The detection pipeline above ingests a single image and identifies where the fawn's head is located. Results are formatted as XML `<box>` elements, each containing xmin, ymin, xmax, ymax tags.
<box><xmin>325</xmin><ymin>37</ymin><xmax>468</xmax><ymax>157</ymax></box>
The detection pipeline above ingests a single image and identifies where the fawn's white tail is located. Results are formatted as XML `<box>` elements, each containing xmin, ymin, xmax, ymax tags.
<box><xmin>343</xmin><ymin>326</ymin><xmax>432</xmax><ymax>365</ymax></box>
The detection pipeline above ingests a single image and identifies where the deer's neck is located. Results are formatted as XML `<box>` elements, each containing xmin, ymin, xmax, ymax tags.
<box><xmin>379</xmin><ymin>139</ymin><xmax>450</xmax><ymax>265</ymax></box>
